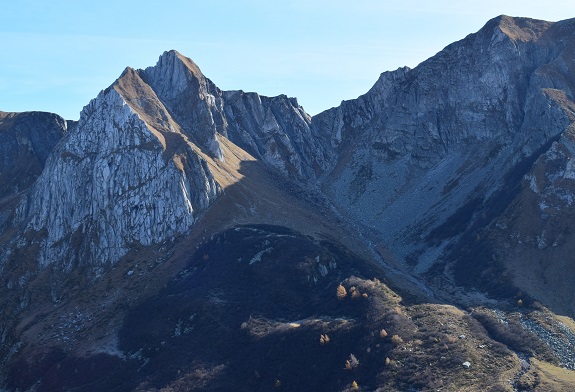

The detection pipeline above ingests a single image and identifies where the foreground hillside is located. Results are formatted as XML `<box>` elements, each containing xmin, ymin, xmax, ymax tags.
<box><xmin>9</xmin><ymin>225</ymin><xmax>575</xmax><ymax>391</ymax></box>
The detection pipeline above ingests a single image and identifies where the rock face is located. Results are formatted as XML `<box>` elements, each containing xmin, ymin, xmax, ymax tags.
<box><xmin>138</xmin><ymin>50</ymin><xmax>333</xmax><ymax>180</ymax></box>
<box><xmin>309</xmin><ymin>16</ymin><xmax>575</xmax><ymax>304</ymax></box>
<box><xmin>222</xmin><ymin>90</ymin><xmax>334</xmax><ymax>179</ymax></box>
<box><xmin>12</xmin><ymin>62</ymin><xmax>222</xmax><ymax>273</ymax></box>
<box><xmin>482</xmin><ymin>129</ymin><xmax>575</xmax><ymax>314</ymax></box>
<box><xmin>140</xmin><ymin>51</ymin><xmax>227</xmax><ymax>158</ymax></box>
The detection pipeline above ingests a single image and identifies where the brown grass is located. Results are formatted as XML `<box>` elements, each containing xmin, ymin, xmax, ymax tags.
<box><xmin>530</xmin><ymin>358</ymin><xmax>575</xmax><ymax>391</ymax></box>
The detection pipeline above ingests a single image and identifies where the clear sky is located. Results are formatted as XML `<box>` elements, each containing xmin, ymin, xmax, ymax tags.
<box><xmin>2</xmin><ymin>1</ymin><xmax>575</xmax><ymax>120</ymax></box>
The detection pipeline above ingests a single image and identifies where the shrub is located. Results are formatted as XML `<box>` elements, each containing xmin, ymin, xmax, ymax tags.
<box><xmin>379</xmin><ymin>329</ymin><xmax>388</xmax><ymax>339</ymax></box>
<box><xmin>337</xmin><ymin>284</ymin><xmax>347</xmax><ymax>300</ymax></box>
<box><xmin>345</xmin><ymin>354</ymin><xmax>360</xmax><ymax>370</ymax></box>
<box><xmin>391</xmin><ymin>335</ymin><xmax>403</xmax><ymax>345</ymax></box>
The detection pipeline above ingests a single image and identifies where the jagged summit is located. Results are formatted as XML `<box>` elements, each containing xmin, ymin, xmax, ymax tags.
<box><xmin>149</xmin><ymin>49</ymin><xmax>205</xmax><ymax>82</ymax></box>
<box><xmin>3</xmin><ymin>47</ymin><xmax>329</xmax><ymax>273</ymax></box>
<box><xmin>140</xmin><ymin>50</ymin><xmax>227</xmax><ymax>158</ymax></box>
<box><xmin>485</xmin><ymin>15</ymin><xmax>553</xmax><ymax>42</ymax></box>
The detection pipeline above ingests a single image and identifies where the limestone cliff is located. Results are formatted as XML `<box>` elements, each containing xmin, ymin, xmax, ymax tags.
<box><xmin>3</xmin><ymin>50</ymin><xmax>325</xmax><ymax>273</ymax></box>
<box><xmin>11</xmin><ymin>64</ymin><xmax>220</xmax><ymax>273</ymax></box>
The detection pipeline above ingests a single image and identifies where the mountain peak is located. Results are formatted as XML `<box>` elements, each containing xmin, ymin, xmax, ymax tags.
<box><xmin>151</xmin><ymin>49</ymin><xmax>205</xmax><ymax>82</ymax></box>
<box><xmin>140</xmin><ymin>50</ymin><xmax>226</xmax><ymax>158</ymax></box>
<box><xmin>486</xmin><ymin>14</ymin><xmax>553</xmax><ymax>42</ymax></box>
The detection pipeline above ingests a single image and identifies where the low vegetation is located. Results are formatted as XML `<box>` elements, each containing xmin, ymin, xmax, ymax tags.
<box><xmin>5</xmin><ymin>225</ymin><xmax>574</xmax><ymax>392</ymax></box>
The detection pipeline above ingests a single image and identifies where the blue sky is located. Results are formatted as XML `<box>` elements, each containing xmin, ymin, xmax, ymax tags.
<box><xmin>2</xmin><ymin>1</ymin><xmax>575</xmax><ymax>120</ymax></box>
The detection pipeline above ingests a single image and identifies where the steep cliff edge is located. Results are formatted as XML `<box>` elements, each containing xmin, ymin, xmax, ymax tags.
<box><xmin>7</xmin><ymin>59</ymin><xmax>223</xmax><ymax>274</ymax></box>
<box><xmin>0</xmin><ymin>111</ymin><xmax>68</xmax><ymax>247</ymax></box>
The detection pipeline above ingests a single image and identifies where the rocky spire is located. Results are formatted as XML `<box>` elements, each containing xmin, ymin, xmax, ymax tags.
<box><xmin>140</xmin><ymin>50</ymin><xmax>227</xmax><ymax>159</ymax></box>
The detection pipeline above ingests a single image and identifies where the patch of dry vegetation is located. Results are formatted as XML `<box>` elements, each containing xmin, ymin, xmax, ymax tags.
<box><xmin>374</xmin><ymin>303</ymin><xmax>518</xmax><ymax>391</ymax></box>
<box><xmin>528</xmin><ymin>358</ymin><xmax>575</xmax><ymax>391</ymax></box>
<box><xmin>336</xmin><ymin>277</ymin><xmax>519</xmax><ymax>391</ymax></box>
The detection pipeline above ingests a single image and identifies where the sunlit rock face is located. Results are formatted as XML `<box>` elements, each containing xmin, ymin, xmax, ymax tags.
<box><xmin>3</xmin><ymin>50</ymin><xmax>328</xmax><ymax>272</ymax></box>
<box><xmin>15</xmin><ymin>82</ymin><xmax>219</xmax><ymax>272</ymax></box>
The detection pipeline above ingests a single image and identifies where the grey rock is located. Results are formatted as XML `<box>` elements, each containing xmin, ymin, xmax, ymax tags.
<box><xmin>13</xmin><ymin>72</ymin><xmax>220</xmax><ymax>272</ymax></box>
<box><xmin>0</xmin><ymin>111</ymin><xmax>67</xmax><ymax>199</ymax></box>
<box><xmin>309</xmin><ymin>16</ymin><xmax>575</xmax><ymax>277</ymax></box>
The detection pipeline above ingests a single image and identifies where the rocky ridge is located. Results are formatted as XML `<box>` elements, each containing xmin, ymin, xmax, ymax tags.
<box><xmin>313</xmin><ymin>16</ymin><xmax>575</xmax><ymax>254</ymax></box>
<box><xmin>12</xmin><ymin>74</ymin><xmax>220</xmax><ymax>273</ymax></box>
<box><xmin>306</xmin><ymin>16</ymin><xmax>575</xmax><ymax>313</ymax></box>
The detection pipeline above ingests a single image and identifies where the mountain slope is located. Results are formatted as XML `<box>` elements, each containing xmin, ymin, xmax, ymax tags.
<box><xmin>309</xmin><ymin>16</ymin><xmax>575</xmax><ymax>309</ymax></box>
<box><xmin>314</xmin><ymin>15</ymin><xmax>572</xmax><ymax>248</ymax></box>
<box><xmin>0</xmin><ymin>111</ymin><xmax>68</xmax><ymax>241</ymax></box>
<box><xmin>2</xmin><ymin>226</ymin><xmax>528</xmax><ymax>392</ymax></box>
<box><xmin>1</xmin><ymin>50</ymin><xmax>338</xmax><ymax>277</ymax></box>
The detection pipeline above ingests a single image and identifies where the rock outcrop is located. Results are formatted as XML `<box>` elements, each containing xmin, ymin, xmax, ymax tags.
<box><xmin>3</xmin><ymin>50</ymin><xmax>330</xmax><ymax>273</ymax></box>
<box><xmin>481</xmin><ymin>128</ymin><xmax>575</xmax><ymax>314</ymax></box>
<box><xmin>222</xmin><ymin>90</ymin><xmax>334</xmax><ymax>179</ymax></box>
<box><xmin>0</xmin><ymin>111</ymin><xmax>68</xmax><ymax>199</ymax></box>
